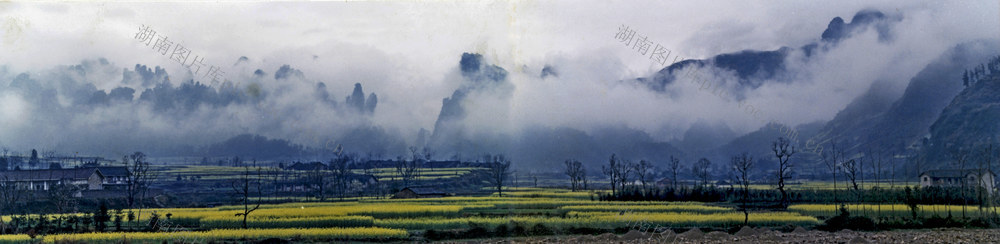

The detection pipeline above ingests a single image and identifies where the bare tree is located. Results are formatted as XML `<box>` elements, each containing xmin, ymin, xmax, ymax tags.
<box><xmin>266</xmin><ymin>166</ymin><xmax>281</xmax><ymax>200</ymax></box>
<box><xmin>635</xmin><ymin>160</ymin><xmax>653</xmax><ymax>193</ymax></box>
<box><xmin>0</xmin><ymin>175</ymin><xmax>22</xmax><ymax>233</ymax></box>
<box><xmin>123</xmin><ymin>152</ymin><xmax>155</xmax><ymax>225</ymax></box>
<box><xmin>618</xmin><ymin>160</ymin><xmax>635</xmax><ymax>192</ymax></box>
<box><xmin>991</xmin><ymin>144</ymin><xmax>1000</xmax><ymax>218</ymax></box>
<box><xmin>231</xmin><ymin>165</ymin><xmax>262</xmax><ymax>229</ymax></box>
<box><xmin>487</xmin><ymin>154</ymin><xmax>511</xmax><ymax>196</ymax></box>
<box><xmin>772</xmin><ymin>137</ymin><xmax>795</xmax><ymax>208</ymax></box>
<box><xmin>731</xmin><ymin>152</ymin><xmax>754</xmax><ymax>226</ymax></box>
<box><xmin>842</xmin><ymin>158</ymin><xmax>860</xmax><ymax>208</ymax></box>
<box><xmin>48</xmin><ymin>183</ymin><xmax>79</xmax><ymax>213</ymax></box>
<box><xmin>393</xmin><ymin>156</ymin><xmax>405</xmax><ymax>187</ymax></box>
<box><xmin>310</xmin><ymin>164</ymin><xmax>329</xmax><ymax>201</ymax></box>
<box><xmin>889</xmin><ymin>153</ymin><xmax>896</xmax><ymax>215</ymax></box>
<box><xmin>329</xmin><ymin>153</ymin><xmax>352</xmax><ymax>200</ymax></box>
<box><xmin>602</xmin><ymin>154</ymin><xmax>635</xmax><ymax>195</ymax></box>
<box><xmin>669</xmin><ymin>156</ymin><xmax>681</xmax><ymax>190</ymax></box>
<box><xmin>693</xmin><ymin>158</ymin><xmax>711</xmax><ymax>188</ymax></box>
<box><xmin>603</xmin><ymin>154</ymin><xmax>621</xmax><ymax>195</ymax></box>
<box><xmin>972</xmin><ymin>146</ymin><xmax>985</xmax><ymax>217</ymax></box>
<box><xmin>564</xmin><ymin>160</ymin><xmax>584</xmax><ymax>191</ymax></box>
<box><xmin>950</xmin><ymin>148</ymin><xmax>971</xmax><ymax>218</ymax></box>
<box><xmin>867</xmin><ymin>150</ymin><xmax>884</xmax><ymax>217</ymax></box>
<box><xmin>360</xmin><ymin>155</ymin><xmax>378</xmax><ymax>198</ymax></box>
<box><xmin>397</xmin><ymin>147</ymin><xmax>422</xmax><ymax>187</ymax></box>
<box><xmin>979</xmin><ymin>145</ymin><xmax>995</xmax><ymax>218</ymax></box>
<box><xmin>822</xmin><ymin>143</ymin><xmax>841</xmax><ymax>204</ymax></box>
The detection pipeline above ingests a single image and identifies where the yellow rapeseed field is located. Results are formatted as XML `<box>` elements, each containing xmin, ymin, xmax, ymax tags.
<box><xmin>40</xmin><ymin>227</ymin><xmax>408</xmax><ymax>243</ymax></box>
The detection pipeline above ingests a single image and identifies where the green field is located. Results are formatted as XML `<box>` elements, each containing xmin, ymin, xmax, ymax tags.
<box><xmin>5</xmin><ymin>185</ymin><xmax>996</xmax><ymax>243</ymax></box>
<box><xmin>0</xmin><ymin>187</ymin><xmax>824</xmax><ymax>243</ymax></box>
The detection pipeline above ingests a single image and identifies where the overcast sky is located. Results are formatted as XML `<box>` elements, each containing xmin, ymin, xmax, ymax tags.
<box><xmin>0</xmin><ymin>1</ymin><xmax>997</xmax><ymax>157</ymax></box>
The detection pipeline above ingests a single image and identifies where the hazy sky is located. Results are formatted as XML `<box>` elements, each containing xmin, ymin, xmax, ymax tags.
<box><xmin>0</xmin><ymin>0</ymin><xmax>997</xmax><ymax>158</ymax></box>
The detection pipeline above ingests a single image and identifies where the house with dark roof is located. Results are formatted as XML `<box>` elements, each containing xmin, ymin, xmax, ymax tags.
<box><xmin>392</xmin><ymin>187</ymin><xmax>448</xmax><ymax>199</ymax></box>
<box><xmin>0</xmin><ymin>168</ymin><xmax>105</xmax><ymax>193</ymax></box>
<box><xmin>920</xmin><ymin>169</ymin><xmax>996</xmax><ymax>194</ymax></box>
<box><xmin>94</xmin><ymin>166</ymin><xmax>129</xmax><ymax>188</ymax></box>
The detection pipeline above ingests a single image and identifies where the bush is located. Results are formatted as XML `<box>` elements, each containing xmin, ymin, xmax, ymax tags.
<box><xmin>462</xmin><ymin>226</ymin><xmax>488</xmax><ymax>238</ymax></box>
<box><xmin>565</xmin><ymin>227</ymin><xmax>603</xmax><ymax>235</ymax></box>
<box><xmin>923</xmin><ymin>215</ymin><xmax>964</xmax><ymax>228</ymax></box>
<box><xmin>423</xmin><ymin>229</ymin><xmax>440</xmax><ymax>240</ymax></box>
<box><xmin>817</xmin><ymin>204</ymin><xmax>875</xmax><ymax>231</ymax></box>
<box><xmin>512</xmin><ymin>224</ymin><xmax>528</xmax><ymax>236</ymax></box>
<box><xmin>846</xmin><ymin>216</ymin><xmax>876</xmax><ymax>231</ymax></box>
<box><xmin>529</xmin><ymin>224</ymin><xmax>553</xmax><ymax>236</ymax></box>
<box><xmin>494</xmin><ymin>224</ymin><xmax>510</xmax><ymax>237</ymax></box>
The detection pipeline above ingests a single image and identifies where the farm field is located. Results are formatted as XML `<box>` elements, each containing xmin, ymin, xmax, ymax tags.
<box><xmin>0</xmin><ymin>187</ymin><xmax>827</xmax><ymax>243</ymax></box>
<box><xmin>156</xmin><ymin>165</ymin><xmax>483</xmax><ymax>182</ymax></box>
<box><xmin>789</xmin><ymin>203</ymin><xmax>1000</xmax><ymax>218</ymax></box>
<box><xmin>746</xmin><ymin>181</ymin><xmax>920</xmax><ymax>191</ymax></box>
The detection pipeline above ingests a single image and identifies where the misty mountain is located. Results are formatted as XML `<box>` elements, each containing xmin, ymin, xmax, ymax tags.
<box><xmin>345</xmin><ymin>83</ymin><xmax>377</xmax><ymax>114</ymax></box>
<box><xmin>2</xmin><ymin>5</ymin><xmax>994</xmax><ymax>176</ymax></box>
<box><xmin>705</xmin><ymin>121</ymin><xmax>825</xmax><ymax>175</ymax></box>
<box><xmin>0</xmin><ymin>57</ymin><xmax>399</xmax><ymax>158</ymax></box>
<box><xmin>429</xmin><ymin>52</ymin><xmax>511</xmax><ymax>151</ymax></box>
<box><xmin>641</xmin><ymin>9</ymin><xmax>899</xmax><ymax>92</ymax></box>
<box><xmin>820</xmin><ymin>9</ymin><xmax>895</xmax><ymax>43</ymax></box>
<box><xmin>274</xmin><ymin>64</ymin><xmax>305</xmax><ymax>80</ymax></box>
<box><xmin>422</xmin><ymin>53</ymin><xmax>688</xmax><ymax>171</ymax></box>
<box><xmin>920</xmin><ymin>71</ymin><xmax>1000</xmax><ymax>167</ymax></box>
<box><xmin>670</xmin><ymin>119</ymin><xmax>738</xmax><ymax>154</ymax></box>
<box><xmin>809</xmin><ymin>41</ymin><xmax>999</xmax><ymax>165</ymax></box>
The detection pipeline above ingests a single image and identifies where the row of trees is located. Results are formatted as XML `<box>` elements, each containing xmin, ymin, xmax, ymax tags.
<box><xmin>962</xmin><ymin>55</ymin><xmax>1000</xmax><ymax>87</ymax></box>
<box><xmin>566</xmin><ymin>154</ymin><xmax>717</xmax><ymax>195</ymax></box>
<box><xmin>587</xmin><ymin>138</ymin><xmax>793</xmax><ymax>225</ymax></box>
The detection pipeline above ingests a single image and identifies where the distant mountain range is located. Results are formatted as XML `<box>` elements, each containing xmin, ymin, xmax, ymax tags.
<box><xmin>199</xmin><ymin>10</ymin><xmax>1000</xmax><ymax>178</ymax></box>
<box><xmin>53</xmin><ymin>9</ymin><xmax>996</xmax><ymax>179</ymax></box>
<box><xmin>715</xmin><ymin>41</ymin><xmax>999</xmax><ymax>178</ymax></box>
<box><xmin>625</xmin><ymin>9</ymin><xmax>999</xmax><ymax>178</ymax></box>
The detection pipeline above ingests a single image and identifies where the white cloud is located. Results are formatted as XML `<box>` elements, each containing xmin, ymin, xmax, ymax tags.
<box><xmin>0</xmin><ymin>0</ymin><xmax>996</xmax><ymax>158</ymax></box>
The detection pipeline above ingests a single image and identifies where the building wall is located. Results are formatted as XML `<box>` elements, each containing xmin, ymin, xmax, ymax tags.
<box><xmin>981</xmin><ymin>173</ymin><xmax>995</xmax><ymax>194</ymax></box>
<box><xmin>922</xmin><ymin>172</ymin><xmax>996</xmax><ymax>195</ymax></box>
<box><xmin>88</xmin><ymin>173</ymin><xmax>104</xmax><ymax>190</ymax></box>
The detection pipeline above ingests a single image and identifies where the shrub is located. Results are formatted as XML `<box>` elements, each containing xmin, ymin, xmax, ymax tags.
<box><xmin>529</xmin><ymin>224</ymin><xmax>552</xmax><ymax>236</ymax></box>
<box><xmin>467</xmin><ymin>226</ymin><xmax>489</xmax><ymax>238</ymax></box>
<box><xmin>423</xmin><ymin>229</ymin><xmax>440</xmax><ymax>240</ymax></box>
<box><xmin>565</xmin><ymin>227</ymin><xmax>603</xmax><ymax>235</ymax></box>
<box><xmin>924</xmin><ymin>215</ymin><xmax>964</xmax><ymax>228</ymax></box>
<box><xmin>494</xmin><ymin>224</ymin><xmax>510</xmax><ymax>237</ymax></box>
<box><xmin>817</xmin><ymin>205</ymin><xmax>875</xmax><ymax>231</ymax></box>
<box><xmin>512</xmin><ymin>224</ymin><xmax>527</xmax><ymax>236</ymax></box>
